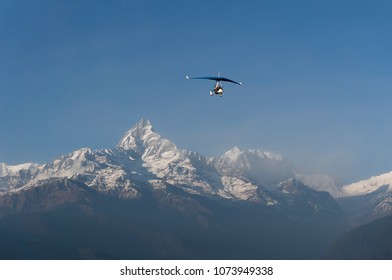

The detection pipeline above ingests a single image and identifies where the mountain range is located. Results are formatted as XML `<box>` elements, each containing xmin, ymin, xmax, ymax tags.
<box><xmin>1</xmin><ymin>118</ymin><xmax>392</xmax><ymax>259</ymax></box>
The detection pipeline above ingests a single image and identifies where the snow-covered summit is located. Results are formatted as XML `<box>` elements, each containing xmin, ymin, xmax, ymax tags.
<box><xmin>341</xmin><ymin>170</ymin><xmax>392</xmax><ymax>197</ymax></box>
<box><xmin>337</xmin><ymin>170</ymin><xmax>392</xmax><ymax>223</ymax></box>
<box><xmin>221</xmin><ymin>147</ymin><xmax>284</xmax><ymax>162</ymax></box>
<box><xmin>117</xmin><ymin>118</ymin><xmax>183</xmax><ymax>165</ymax></box>
<box><xmin>115</xmin><ymin>119</ymin><xmax>215</xmax><ymax>193</ymax></box>
<box><xmin>117</xmin><ymin>118</ymin><xmax>156</xmax><ymax>152</ymax></box>
<box><xmin>215</xmin><ymin>146</ymin><xmax>294</xmax><ymax>188</ymax></box>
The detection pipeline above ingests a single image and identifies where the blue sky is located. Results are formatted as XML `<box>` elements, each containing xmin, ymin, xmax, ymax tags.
<box><xmin>1</xmin><ymin>0</ymin><xmax>392</xmax><ymax>183</ymax></box>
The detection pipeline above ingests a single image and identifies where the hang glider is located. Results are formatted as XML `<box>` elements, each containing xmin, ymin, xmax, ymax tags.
<box><xmin>186</xmin><ymin>74</ymin><xmax>242</xmax><ymax>96</ymax></box>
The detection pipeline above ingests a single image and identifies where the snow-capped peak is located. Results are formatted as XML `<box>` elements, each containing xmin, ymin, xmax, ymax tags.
<box><xmin>130</xmin><ymin>118</ymin><xmax>154</xmax><ymax>137</ymax></box>
<box><xmin>222</xmin><ymin>146</ymin><xmax>243</xmax><ymax>161</ymax></box>
<box><xmin>341</xmin><ymin>170</ymin><xmax>392</xmax><ymax>197</ymax></box>
<box><xmin>222</xmin><ymin>147</ymin><xmax>284</xmax><ymax>162</ymax></box>
<box><xmin>69</xmin><ymin>147</ymin><xmax>92</xmax><ymax>160</ymax></box>
<box><xmin>117</xmin><ymin>118</ymin><xmax>156</xmax><ymax>152</ymax></box>
<box><xmin>115</xmin><ymin>119</ymin><xmax>203</xmax><ymax>189</ymax></box>
<box><xmin>215</xmin><ymin>147</ymin><xmax>295</xmax><ymax>189</ymax></box>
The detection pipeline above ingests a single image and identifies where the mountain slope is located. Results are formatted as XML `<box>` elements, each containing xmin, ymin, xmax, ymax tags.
<box><xmin>325</xmin><ymin>214</ymin><xmax>392</xmax><ymax>259</ymax></box>
<box><xmin>337</xmin><ymin>171</ymin><xmax>392</xmax><ymax>225</ymax></box>
<box><xmin>0</xmin><ymin>177</ymin><xmax>346</xmax><ymax>259</ymax></box>
<box><xmin>295</xmin><ymin>173</ymin><xmax>343</xmax><ymax>198</ymax></box>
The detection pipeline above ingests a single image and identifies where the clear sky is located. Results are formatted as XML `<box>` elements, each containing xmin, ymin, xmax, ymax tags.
<box><xmin>1</xmin><ymin>0</ymin><xmax>392</xmax><ymax>184</ymax></box>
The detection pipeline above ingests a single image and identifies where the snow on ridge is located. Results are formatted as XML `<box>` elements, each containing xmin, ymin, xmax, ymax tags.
<box><xmin>0</xmin><ymin>162</ymin><xmax>40</xmax><ymax>176</ymax></box>
<box><xmin>341</xmin><ymin>170</ymin><xmax>392</xmax><ymax>197</ymax></box>
<box><xmin>69</xmin><ymin>147</ymin><xmax>92</xmax><ymax>160</ymax></box>
<box><xmin>117</xmin><ymin>118</ymin><xmax>154</xmax><ymax>152</ymax></box>
<box><xmin>222</xmin><ymin>146</ymin><xmax>242</xmax><ymax>160</ymax></box>
<box><xmin>222</xmin><ymin>147</ymin><xmax>283</xmax><ymax>162</ymax></box>
<box><xmin>219</xmin><ymin>176</ymin><xmax>259</xmax><ymax>201</ymax></box>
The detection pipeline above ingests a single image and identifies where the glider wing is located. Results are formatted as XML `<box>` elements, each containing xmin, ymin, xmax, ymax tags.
<box><xmin>186</xmin><ymin>75</ymin><xmax>242</xmax><ymax>86</ymax></box>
